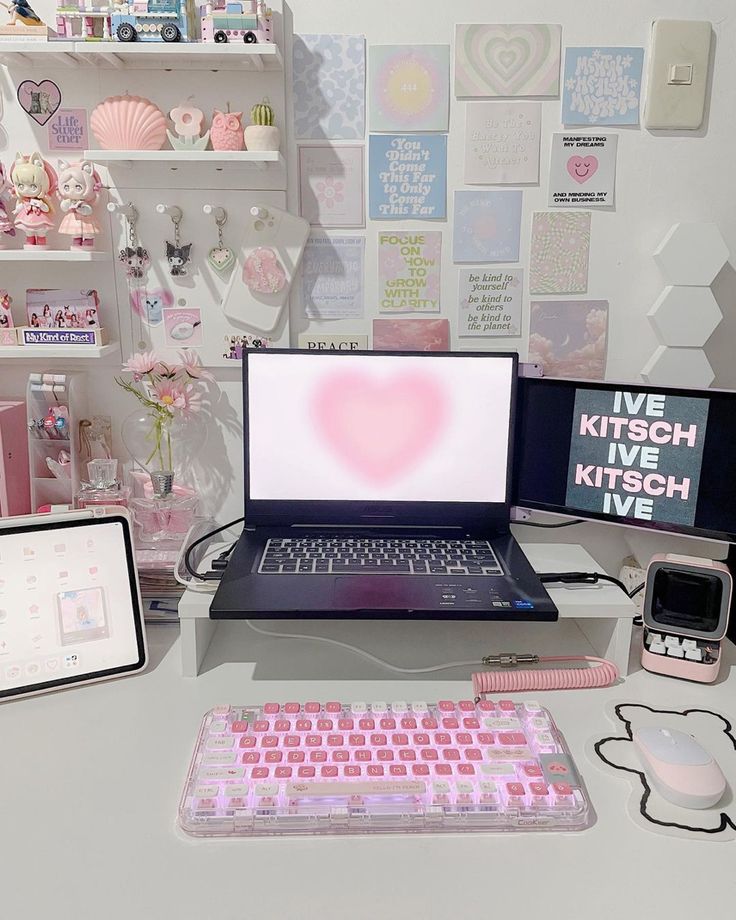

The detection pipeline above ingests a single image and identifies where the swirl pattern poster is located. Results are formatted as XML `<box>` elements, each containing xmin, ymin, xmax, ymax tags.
<box><xmin>455</xmin><ymin>24</ymin><xmax>561</xmax><ymax>97</ymax></box>
<box><xmin>369</xmin><ymin>45</ymin><xmax>450</xmax><ymax>132</ymax></box>
<box><xmin>529</xmin><ymin>211</ymin><xmax>591</xmax><ymax>294</ymax></box>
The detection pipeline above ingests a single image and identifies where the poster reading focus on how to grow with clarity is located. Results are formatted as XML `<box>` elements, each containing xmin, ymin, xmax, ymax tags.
<box><xmin>459</xmin><ymin>268</ymin><xmax>523</xmax><ymax>336</ymax></box>
<box><xmin>464</xmin><ymin>102</ymin><xmax>541</xmax><ymax>184</ymax></box>
<box><xmin>299</xmin><ymin>145</ymin><xmax>365</xmax><ymax>228</ymax></box>
<box><xmin>369</xmin><ymin>134</ymin><xmax>447</xmax><ymax>220</ymax></box>
<box><xmin>565</xmin><ymin>387</ymin><xmax>710</xmax><ymax>526</ymax></box>
<box><xmin>369</xmin><ymin>45</ymin><xmax>450</xmax><ymax>132</ymax></box>
<box><xmin>453</xmin><ymin>190</ymin><xmax>522</xmax><ymax>263</ymax></box>
<box><xmin>301</xmin><ymin>235</ymin><xmax>365</xmax><ymax>320</ymax></box>
<box><xmin>562</xmin><ymin>47</ymin><xmax>644</xmax><ymax>126</ymax></box>
<box><xmin>378</xmin><ymin>232</ymin><xmax>441</xmax><ymax>314</ymax></box>
<box><xmin>549</xmin><ymin>134</ymin><xmax>618</xmax><ymax>207</ymax></box>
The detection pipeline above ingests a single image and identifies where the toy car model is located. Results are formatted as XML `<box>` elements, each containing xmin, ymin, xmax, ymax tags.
<box><xmin>112</xmin><ymin>0</ymin><xmax>195</xmax><ymax>43</ymax></box>
<box><xmin>199</xmin><ymin>0</ymin><xmax>272</xmax><ymax>44</ymax></box>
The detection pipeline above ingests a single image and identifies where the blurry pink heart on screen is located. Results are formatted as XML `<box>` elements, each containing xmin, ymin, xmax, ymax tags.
<box><xmin>313</xmin><ymin>371</ymin><xmax>448</xmax><ymax>484</ymax></box>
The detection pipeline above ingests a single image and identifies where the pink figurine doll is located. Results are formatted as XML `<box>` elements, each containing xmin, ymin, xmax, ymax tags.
<box><xmin>57</xmin><ymin>159</ymin><xmax>102</xmax><ymax>250</ymax></box>
<box><xmin>10</xmin><ymin>152</ymin><xmax>56</xmax><ymax>250</ymax></box>
<box><xmin>0</xmin><ymin>162</ymin><xmax>16</xmax><ymax>248</ymax></box>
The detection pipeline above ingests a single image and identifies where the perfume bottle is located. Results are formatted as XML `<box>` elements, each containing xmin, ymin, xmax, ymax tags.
<box><xmin>76</xmin><ymin>459</ymin><xmax>131</xmax><ymax>509</ymax></box>
<box><xmin>129</xmin><ymin>470</ymin><xmax>198</xmax><ymax>544</ymax></box>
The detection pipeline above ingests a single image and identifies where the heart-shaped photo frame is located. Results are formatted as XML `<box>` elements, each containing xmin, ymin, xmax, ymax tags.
<box><xmin>17</xmin><ymin>79</ymin><xmax>62</xmax><ymax>126</ymax></box>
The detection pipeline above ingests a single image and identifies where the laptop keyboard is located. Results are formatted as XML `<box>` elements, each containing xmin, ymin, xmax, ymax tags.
<box><xmin>258</xmin><ymin>536</ymin><xmax>503</xmax><ymax>576</ymax></box>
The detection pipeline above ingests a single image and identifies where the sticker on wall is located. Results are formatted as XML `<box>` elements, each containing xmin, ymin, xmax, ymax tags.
<box><xmin>369</xmin><ymin>134</ymin><xmax>447</xmax><ymax>220</ymax></box>
<box><xmin>464</xmin><ymin>101</ymin><xmax>541</xmax><ymax>184</ymax></box>
<box><xmin>163</xmin><ymin>307</ymin><xmax>202</xmax><ymax>347</ymax></box>
<box><xmin>378</xmin><ymin>231</ymin><xmax>441</xmax><ymax>313</ymax></box>
<box><xmin>454</xmin><ymin>24</ymin><xmax>561</xmax><ymax>97</ymax></box>
<box><xmin>459</xmin><ymin>268</ymin><xmax>523</xmax><ymax>337</ymax></box>
<box><xmin>452</xmin><ymin>190</ymin><xmax>522</xmax><ymax>263</ymax></box>
<box><xmin>299</xmin><ymin>145</ymin><xmax>365</xmax><ymax>228</ymax></box>
<box><xmin>129</xmin><ymin>287</ymin><xmax>173</xmax><ymax>327</ymax></box>
<box><xmin>562</xmin><ymin>48</ymin><xmax>644</xmax><ymax>126</ymax></box>
<box><xmin>16</xmin><ymin>79</ymin><xmax>61</xmax><ymax>126</ymax></box>
<box><xmin>369</xmin><ymin>45</ymin><xmax>450</xmax><ymax>132</ymax></box>
<box><xmin>47</xmin><ymin>108</ymin><xmax>88</xmax><ymax>151</ymax></box>
<box><xmin>302</xmin><ymin>235</ymin><xmax>365</xmax><ymax>320</ymax></box>
<box><xmin>528</xmin><ymin>299</ymin><xmax>608</xmax><ymax>380</ymax></box>
<box><xmin>530</xmin><ymin>211</ymin><xmax>591</xmax><ymax>294</ymax></box>
<box><xmin>223</xmin><ymin>333</ymin><xmax>272</xmax><ymax>361</ymax></box>
<box><xmin>293</xmin><ymin>34</ymin><xmax>365</xmax><ymax>140</ymax></box>
<box><xmin>373</xmin><ymin>318</ymin><xmax>450</xmax><ymax>352</ymax></box>
<box><xmin>549</xmin><ymin>134</ymin><xmax>618</xmax><ymax>208</ymax></box>
<box><xmin>298</xmin><ymin>333</ymin><xmax>369</xmax><ymax>351</ymax></box>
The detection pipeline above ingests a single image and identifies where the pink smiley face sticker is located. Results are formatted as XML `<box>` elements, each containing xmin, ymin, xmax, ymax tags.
<box><xmin>566</xmin><ymin>155</ymin><xmax>598</xmax><ymax>184</ymax></box>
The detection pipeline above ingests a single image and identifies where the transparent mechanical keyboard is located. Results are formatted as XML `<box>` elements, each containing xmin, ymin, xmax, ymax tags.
<box><xmin>258</xmin><ymin>537</ymin><xmax>503</xmax><ymax>576</ymax></box>
<box><xmin>179</xmin><ymin>699</ymin><xmax>591</xmax><ymax>836</ymax></box>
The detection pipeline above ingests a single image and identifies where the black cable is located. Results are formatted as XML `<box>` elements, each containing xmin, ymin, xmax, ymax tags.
<box><xmin>629</xmin><ymin>582</ymin><xmax>645</xmax><ymax>598</ymax></box>
<box><xmin>184</xmin><ymin>517</ymin><xmax>245</xmax><ymax>582</ymax></box>
<box><xmin>514</xmin><ymin>518</ymin><xmax>584</xmax><ymax>529</ymax></box>
<box><xmin>538</xmin><ymin>570</ymin><xmax>630</xmax><ymax>597</ymax></box>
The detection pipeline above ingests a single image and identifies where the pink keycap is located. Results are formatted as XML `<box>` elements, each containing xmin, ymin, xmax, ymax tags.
<box><xmin>506</xmin><ymin>782</ymin><xmax>525</xmax><ymax>797</ymax></box>
<box><xmin>261</xmin><ymin>735</ymin><xmax>279</xmax><ymax>748</ymax></box>
<box><xmin>321</xmin><ymin>765</ymin><xmax>338</xmax><ymax>777</ymax></box>
<box><xmin>305</xmin><ymin>702</ymin><xmax>320</xmax><ymax>714</ymax></box>
<box><xmin>462</xmin><ymin>718</ymin><xmax>480</xmax><ymax>730</ymax></box>
<box><xmin>253</xmin><ymin>720</ymin><xmax>269</xmax><ymax>733</ymax></box>
<box><xmin>434</xmin><ymin>732</ymin><xmax>451</xmax><ymax>746</ymax></box>
<box><xmin>231</xmin><ymin>721</ymin><xmax>248</xmax><ymax>733</ymax></box>
<box><xmin>530</xmin><ymin>782</ymin><xmax>549</xmax><ymax>796</ymax></box>
<box><xmin>197</xmin><ymin>797</ymin><xmax>217</xmax><ymax>809</ymax></box>
<box><xmin>434</xmin><ymin>764</ymin><xmax>452</xmax><ymax>776</ymax></box>
<box><xmin>370</xmin><ymin>733</ymin><xmax>387</xmax><ymax>746</ymax></box>
<box><xmin>390</xmin><ymin>764</ymin><xmax>407</xmax><ymax>776</ymax></box>
<box><xmin>421</xmin><ymin>748</ymin><xmax>438</xmax><ymax>761</ymax></box>
<box><xmin>367</xmin><ymin>765</ymin><xmax>384</xmax><ymax>777</ymax></box>
<box><xmin>305</xmin><ymin>735</ymin><xmax>322</xmax><ymax>747</ymax></box>
<box><xmin>251</xmin><ymin>767</ymin><xmax>270</xmax><ymax>779</ymax></box>
<box><xmin>442</xmin><ymin>718</ymin><xmax>459</xmax><ymax>730</ymax></box>
<box><xmin>317</xmin><ymin>719</ymin><xmax>333</xmax><ymax>731</ymax></box>
<box><xmin>327</xmin><ymin>734</ymin><xmax>344</xmax><ymax>747</ymax></box>
<box><xmin>310</xmin><ymin>751</ymin><xmax>327</xmax><ymax>763</ymax></box>
<box><xmin>465</xmin><ymin>748</ymin><xmax>482</xmax><ymax>761</ymax></box>
<box><xmin>274</xmin><ymin>719</ymin><xmax>290</xmax><ymax>733</ymax></box>
<box><xmin>296</xmin><ymin>719</ymin><xmax>312</xmax><ymax>732</ymax></box>
<box><xmin>275</xmin><ymin>766</ymin><xmax>292</xmax><ymax>779</ymax></box>
<box><xmin>355</xmin><ymin>750</ymin><xmax>372</xmax><ymax>762</ymax></box>
<box><xmin>239</xmin><ymin>736</ymin><xmax>257</xmax><ymax>749</ymax></box>
<box><xmin>399</xmin><ymin>749</ymin><xmax>416</xmax><ymax>761</ymax></box>
<box><xmin>458</xmin><ymin>700</ymin><xmax>475</xmax><ymax>712</ymax></box>
<box><xmin>285</xmin><ymin>703</ymin><xmax>300</xmax><ymax>714</ymax></box>
<box><xmin>523</xmin><ymin>764</ymin><xmax>543</xmax><ymax>778</ymax></box>
<box><xmin>438</xmin><ymin>701</ymin><xmax>455</xmax><ymax>712</ymax></box>
<box><xmin>478</xmin><ymin>732</ymin><xmax>494</xmax><ymax>745</ymax></box>
<box><xmin>263</xmin><ymin>703</ymin><xmax>280</xmax><ymax>715</ymax></box>
<box><xmin>344</xmin><ymin>765</ymin><xmax>361</xmax><ymax>777</ymax></box>
<box><xmin>338</xmin><ymin>718</ymin><xmax>354</xmax><ymax>731</ymax></box>
<box><xmin>358</xmin><ymin>718</ymin><xmax>375</xmax><ymax>731</ymax></box>
<box><xmin>456</xmin><ymin>732</ymin><xmax>473</xmax><ymax>746</ymax></box>
<box><xmin>229</xmin><ymin>797</ymin><xmax>247</xmax><ymax>808</ymax></box>
<box><xmin>326</xmin><ymin>702</ymin><xmax>342</xmax><ymax>714</ymax></box>
<box><xmin>377</xmin><ymin>749</ymin><xmax>394</xmax><ymax>762</ymax></box>
<box><xmin>332</xmin><ymin>750</ymin><xmax>349</xmax><ymax>763</ymax></box>
<box><xmin>499</xmin><ymin>700</ymin><xmax>516</xmax><ymax>712</ymax></box>
<box><xmin>498</xmin><ymin>732</ymin><xmax>527</xmax><ymax>746</ymax></box>
<box><xmin>284</xmin><ymin>735</ymin><xmax>300</xmax><ymax>748</ymax></box>
<box><xmin>458</xmin><ymin>763</ymin><xmax>476</xmax><ymax>776</ymax></box>
<box><xmin>442</xmin><ymin>748</ymin><xmax>460</xmax><ymax>761</ymax></box>
<box><xmin>287</xmin><ymin>751</ymin><xmax>305</xmax><ymax>763</ymax></box>
<box><xmin>401</xmin><ymin>717</ymin><xmax>417</xmax><ymax>730</ymax></box>
<box><xmin>392</xmin><ymin>733</ymin><xmax>409</xmax><ymax>746</ymax></box>
<box><xmin>349</xmin><ymin>734</ymin><xmax>365</xmax><ymax>747</ymax></box>
<box><xmin>242</xmin><ymin>752</ymin><xmax>260</xmax><ymax>764</ymax></box>
<box><xmin>422</xmin><ymin>717</ymin><xmax>438</xmax><ymax>730</ymax></box>
<box><xmin>412</xmin><ymin>764</ymin><xmax>430</xmax><ymax>776</ymax></box>
<box><xmin>298</xmin><ymin>766</ymin><xmax>315</xmax><ymax>778</ymax></box>
<box><xmin>380</xmin><ymin>717</ymin><xmax>396</xmax><ymax>730</ymax></box>
<box><xmin>265</xmin><ymin>751</ymin><xmax>282</xmax><ymax>763</ymax></box>
<box><xmin>414</xmin><ymin>733</ymin><xmax>430</xmax><ymax>746</ymax></box>
<box><xmin>477</xmin><ymin>700</ymin><xmax>495</xmax><ymax>712</ymax></box>
<box><xmin>552</xmin><ymin>783</ymin><xmax>573</xmax><ymax>796</ymax></box>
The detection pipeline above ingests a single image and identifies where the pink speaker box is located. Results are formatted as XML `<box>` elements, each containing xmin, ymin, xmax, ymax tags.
<box><xmin>0</xmin><ymin>401</ymin><xmax>31</xmax><ymax>517</ymax></box>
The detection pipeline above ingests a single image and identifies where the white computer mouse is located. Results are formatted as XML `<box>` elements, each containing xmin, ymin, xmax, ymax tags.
<box><xmin>633</xmin><ymin>726</ymin><xmax>726</xmax><ymax>809</ymax></box>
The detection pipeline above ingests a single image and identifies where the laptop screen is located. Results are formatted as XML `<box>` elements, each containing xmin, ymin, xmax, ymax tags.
<box><xmin>245</xmin><ymin>351</ymin><xmax>516</xmax><ymax>524</ymax></box>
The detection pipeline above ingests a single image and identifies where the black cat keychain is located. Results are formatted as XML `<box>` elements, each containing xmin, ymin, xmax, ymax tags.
<box><xmin>165</xmin><ymin>206</ymin><xmax>192</xmax><ymax>277</ymax></box>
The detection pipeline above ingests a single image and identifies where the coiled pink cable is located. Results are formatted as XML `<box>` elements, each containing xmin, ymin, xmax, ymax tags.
<box><xmin>472</xmin><ymin>656</ymin><xmax>619</xmax><ymax>696</ymax></box>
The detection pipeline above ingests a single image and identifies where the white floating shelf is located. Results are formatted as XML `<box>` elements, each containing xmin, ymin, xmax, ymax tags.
<box><xmin>0</xmin><ymin>342</ymin><xmax>119</xmax><ymax>359</ymax></box>
<box><xmin>0</xmin><ymin>39</ymin><xmax>282</xmax><ymax>71</ymax></box>
<box><xmin>85</xmin><ymin>149</ymin><xmax>283</xmax><ymax>170</ymax></box>
<box><xmin>0</xmin><ymin>250</ymin><xmax>111</xmax><ymax>262</ymax></box>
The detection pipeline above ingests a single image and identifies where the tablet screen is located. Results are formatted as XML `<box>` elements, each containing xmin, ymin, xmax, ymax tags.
<box><xmin>0</xmin><ymin>516</ymin><xmax>146</xmax><ymax>699</ymax></box>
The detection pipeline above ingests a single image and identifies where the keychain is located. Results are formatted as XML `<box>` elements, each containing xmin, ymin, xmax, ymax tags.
<box><xmin>166</xmin><ymin>208</ymin><xmax>192</xmax><ymax>277</ymax></box>
<box><xmin>207</xmin><ymin>208</ymin><xmax>234</xmax><ymax>272</ymax></box>
<box><xmin>118</xmin><ymin>205</ymin><xmax>150</xmax><ymax>280</ymax></box>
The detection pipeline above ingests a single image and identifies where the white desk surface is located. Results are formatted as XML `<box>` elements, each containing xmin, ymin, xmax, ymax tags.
<box><xmin>3</xmin><ymin>617</ymin><xmax>736</xmax><ymax>920</ymax></box>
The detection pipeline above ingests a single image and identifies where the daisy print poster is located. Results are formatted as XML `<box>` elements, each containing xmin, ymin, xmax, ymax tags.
<box><xmin>299</xmin><ymin>145</ymin><xmax>365</xmax><ymax>228</ymax></box>
<box><xmin>369</xmin><ymin>45</ymin><xmax>450</xmax><ymax>132</ymax></box>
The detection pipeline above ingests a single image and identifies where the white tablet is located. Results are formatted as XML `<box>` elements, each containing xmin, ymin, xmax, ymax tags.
<box><xmin>0</xmin><ymin>509</ymin><xmax>147</xmax><ymax>701</ymax></box>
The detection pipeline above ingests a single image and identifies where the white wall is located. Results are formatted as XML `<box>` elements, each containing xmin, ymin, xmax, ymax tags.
<box><xmin>2</xmin><ymin>0</ymin><xmax>735</xmax><ymax>566</ymax></box>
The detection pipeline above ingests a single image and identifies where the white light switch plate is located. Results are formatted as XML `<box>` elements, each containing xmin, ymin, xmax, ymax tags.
<box><xmin>644</xmin><ymin>19</ymin><xmax>712</xmax><ymax>130</ymax></box>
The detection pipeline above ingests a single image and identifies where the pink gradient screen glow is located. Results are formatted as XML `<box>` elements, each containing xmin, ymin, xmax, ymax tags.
<box><xmin>247</xmin><ymin>353</ymin><xmax>514</xmax><ymax>503</ymax></box>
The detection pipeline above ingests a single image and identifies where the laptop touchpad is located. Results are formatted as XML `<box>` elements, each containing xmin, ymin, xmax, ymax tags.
<box><xmin>333</xmin><ymin>576</ymin><xmax>420</xmax><ymax>608</ymax></box>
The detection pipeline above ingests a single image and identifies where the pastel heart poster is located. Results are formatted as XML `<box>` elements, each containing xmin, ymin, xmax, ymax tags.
<box><xmin>455</xmin><ymin>24</ymin><xmax>561</xmax><ymax>97</ymax></box>
<box><xmin>16</xmin><ymin>80</ymin><xmax>62</xmax><ymax>126</ymax></box>
<box><xmin>313</xmin><ymin>370</ymin><xmax>448</xmax><ymax>484</ymax></box>
<box><xmin>567</xmin><ymin>155</ymin><xmax>598</xmax><ymax>183</ymax></box>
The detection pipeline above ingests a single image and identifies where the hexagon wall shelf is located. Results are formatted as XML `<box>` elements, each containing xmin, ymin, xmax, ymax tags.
<box><xmin>648</xmin><ymin>286</ymin><xmax>723</xmax><ymax>347</ymax></box>
<box><xmin>653</xmin><ymin>222</ymin><xmax>730</xmax><ymax>286</ymax></box>
<box><xmin>642</xmin><ymin>346</ymin><xmax>715</xmax><ymax>388</ymax></box>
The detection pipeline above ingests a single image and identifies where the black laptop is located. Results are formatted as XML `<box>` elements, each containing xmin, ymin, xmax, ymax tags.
<box><xmin>211</xmin><ymin>349</ymin><xmax>557</xmax><ymax>621</ymax></box>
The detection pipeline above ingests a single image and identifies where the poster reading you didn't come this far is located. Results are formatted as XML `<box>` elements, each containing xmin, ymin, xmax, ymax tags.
<box><xmin>565</xmin><ymin>388</ymin><xmax>710</xmax><ymax>527</ymax></box>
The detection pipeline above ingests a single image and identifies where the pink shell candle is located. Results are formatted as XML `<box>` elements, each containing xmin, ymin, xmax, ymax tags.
<box><xmin>90</xmin><ymin>95</ymin><xmax>167</xmax><ymax>151</ymax></box>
